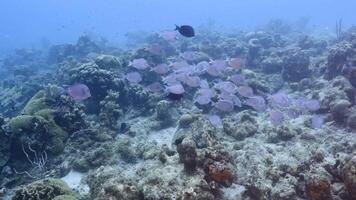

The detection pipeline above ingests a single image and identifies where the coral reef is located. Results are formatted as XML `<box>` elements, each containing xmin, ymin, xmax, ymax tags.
<box><xmin>8</xmin><ymin>90</ymin><xmax>84</xmax><ymax>155</ymax></box>
<box><xmin>11</xmin><ymin>178</ymin><xmax>75</xmax><ymax>200</ymax></box>
<box><xmin>281</xmin><ymin>48</ymin><xmax>311</xmax><ymax>82</ymax></box>
<box><xmin>99</xmin><ymin>90</ymin><xmax>122</xmax><ymax>130</ymax></box>
<box><xmin>177</xmin><ymin>137</ymin><xmax>197</xmax><ymax>173</ymax></box>
<box><xmin>0</xmin><ymin>117</ymin><xmax>10</xmax><ymax>167</ymax></box>
<box><xmin>223</xmin><ymin>112</ymin><xmax>258</xmax><ymax>141</ymax></box>
<box><xmin>1</xmin><ymin>22</ymin><xmax>356</xmax><ymax>200</ymax></box>
<box><xmin>342</xmin><ymin>155</ymin><xmax>356</xmax><ymax>199</ymax></box>
<box><xmin>95</xmin><ymin>54</ymin><xmax>122</xmax><ymax>70</ymax></box>
<box><xmin>305</xmin><ymin>169</ymin><xmax>333</xmax><ymax>200</ymax></box>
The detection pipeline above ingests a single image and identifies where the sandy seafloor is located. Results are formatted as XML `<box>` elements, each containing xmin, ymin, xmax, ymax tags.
<box><xmin>0</xmin><ymin>23</ymin><xmax>356</xmax><ymax>200</ymax></box>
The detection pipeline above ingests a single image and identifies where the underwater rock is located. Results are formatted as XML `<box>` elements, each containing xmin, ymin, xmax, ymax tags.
<box><xmin>265</xmin><ymin>125</ymin><xmax>300</xmax><ymax>143</ymax></box>
<box><xmin>71</xmin><ymin>137</ymin><xmax>116</xmax><ymax>173</ymax></box>
<box><xmin>0</xmin><ymin>124</ymin><xmax>10</xmax><ymax>167</ymax></box>
<box><xmin>65</xmin><ymin>62</ymin><xmax>124</xmax><ymax>103</ymax></box>
<box><xmin>95</xmin><ymin>54</ymin><xmax>122</xmax><ymax>70</ymax></box>
<box><xmin>178</xmin><ymin>114</ymin><xmax>195</xmax><ymax>128</ymax></box>
<box><xmin>282</xmin><ymin>49</ymin><xmax>311</xmax><ymax>82</ymax></box>
<box><xmin>325</xmin><ymin>42</ymin><xmax>353</xmax><ymax>80</ymax></box>
<box><xmin>316</xmin><ymin>76</ymin><xmax>355</xmax><ymax>110</ymax></box>
<box><xmin>305</xmin><ymin>169</ymin><xmax>333</xmax><ymax>200</ymax></box>
<box><xmin>223</xmin><ymin>112</ymin><xmax>258</xmax><ymax>141</ymax></box>
<box><xmin>99</xmin><ymin>90</ymin><xmax>122</xmax><ymax>130</ymax></box>
<box><xmin>75</xmin><ymin>35</ymin><xmax>100</xmax><ymax>57</ymax></box>
<box><xmin>53</xmin><ymin>195</ymin><xmax>78</xmax><ymax>200</ymax></box>
<box><xmin>11</xmin><ymin>178</ymin><xmax>74</xmax><ymax>200</ymax></box>
<box><xmin>115</xmin><ymin>137</ymin><xmax>160</xmax><ymax>163</ymax></box>
<box><xmin>177</xmin><ymin>137</ymin><xmax>197</xmax><ymax>173</ymax></box>
<box><xmin>201</xmin><ymin>147</ymin><xmax>235</xmax><ymax>189</ymax></box>
<box><xmin>48</xmin><ymin>44</ymin><xmax>76</xmax><ymax>64</ymax></box>
<box><xmin>261</xmin><ymin>55</ymin><xmax>283</xmax><ymax>74</ymax></box>
<box><xmin>102</xmin><ymin>183</ymin><xmax>142</xmax><ymax>200</ymax></box>
<box><xmin>86</xmin><ymin>166</ymin><xmax>123</xmax><ymax>198</ymax></box>
<box><xmin>203</xmin><ymin>159</ymin><xmax>234</xmax><ymax>188</ymax></box>
<box><xmin>86</xmin><ymin>162</ymin><xmax>215</xmax><ymax>200</ymax></box>
<box><xmin>347</xmin><ymin>109</ymin><xmax>356</xmax><ymax>130</ymax></box>
<box><xmin>298</xmin><ymin>35</ymin><xmax>328</xmax><ymax>51</ymax></box>
<box><xmin>342</xmin><ymin>155</ymin><xmax>356</xmax><ymax>199</ymax></box>
<box><xmin>115</xmin><ymin>138</ymin><xmax>137</xmax><ymax>163</ymax></box>
<box><xmin>126</xmin><ymin>84</ymin><xmax>155</xmax><ymax>109</ymax></box>
<box><xmin>156</xmin><ymin>100</ymin><xmax>170</xmax><ymax>120</ymax></box>
<box><xmin>330</xmin><ymin>100</ymin><xmax>351</xmax><ymax>123</ymax></box>
<box><xmin>347</xmin><ymin>67</ymin><xmax>356</xmax><ymax>89</ymax></box>
<box><xmin>270</xmin><ymin>175</ymin><xmax>298</xmax><ymax>200</ymax></box>
<box><xmin>173</xmin><ymin>115</ymin><xmax>215</xmax><ymax>148</ymax></box>
<box><xmin>86</xmin><ymin>166</ymin><xmax>143</xmax><ymax>200</ymax></box>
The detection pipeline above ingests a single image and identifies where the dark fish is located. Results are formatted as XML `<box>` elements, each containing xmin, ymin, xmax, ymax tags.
<box><xmin>119</xmin><ymin>122</ymin><xmax>129</xmax><ymax>133</ymax></box>
<box><xmin>175</xmin><ymin>25</ymin><xmax>195</xmax><ymax>37</ymax></box>
<box><xmin>167</xmin><ymin>93</ymin><xmax>183</xmax><ymax>101</ymax></box>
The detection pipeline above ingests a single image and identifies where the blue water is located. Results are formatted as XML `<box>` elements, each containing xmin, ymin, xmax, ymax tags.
<box><xmin>0</xmin><ymin>0</ymin><xmax>355</xmax><ymax>55</ymax></box>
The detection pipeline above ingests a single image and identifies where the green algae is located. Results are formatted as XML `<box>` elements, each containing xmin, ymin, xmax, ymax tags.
<box><xmin>9</xmin><ymin>91</ymin><xmax>69</xmax><ymax>154</ymax></box>
<box><xmin>22</xmin><ymin>90</ymin><xmax>50</xmax><ymax>115</ymax></box>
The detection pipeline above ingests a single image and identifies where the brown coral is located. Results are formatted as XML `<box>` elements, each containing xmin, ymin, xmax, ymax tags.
<box><xmin>305</xmin><ymin>174</ymin><xmax>332</xmax><ymax>200</ymax></box>
<box><xmin>342</xmin><ymin>155</ymin><xmax>356</xmax><ymax>199</ymax></box>
<box><xmin>204</xmin><ymin>159</ymin><xmax>234</xmax><ymax>187</ymax></box>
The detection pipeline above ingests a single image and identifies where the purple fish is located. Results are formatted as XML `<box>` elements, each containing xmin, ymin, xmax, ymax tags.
<box><xmin>197</xmin><ymin>88</ymin><xmax>215</xmax><ymax>98</ymax></box>
<box><xmin>172</xmin><ymin>61</ymin><xmax>189</xmax><ymax>70</ymax></box>
<box><xmin>214</xmin><ymin>99</ymin><xmax>234</xmax><ymax>112</ymax></box>
<box><xmin>230</xmin><ymin>74</ymin><xmax>246</xmax><ymax>86</ymax></box>
<box><xmin>211</xmin><ymin>60</ymin><xmax>226</xmax><ymax>69</ymax></box>
<box><xmin>228</xmin><ymin>58</ymin><xmax>246</xmax><ymax>70</ymax></box>
<box><xmin>131</xmin><ymin>58</ymin><xmax>149</xmax><ymax>70</ymax></box>
<box><xmin>146</xmin><ymin>82</ymin><xmax>164</xmax><ymax>93</ymax></box>
<box><xmin>206</xmin><ymin>65</ymin><xmax>222</xmax><ymax>77</ymax></box>
<box><xmin>152</xmin><ymin>63</ymin><xmax>170</xmax><ymax>75</ymax></box>
<box><xmin>215</xmin><ymin>81</ymin><xmax>237</xmax><ymax>94</ymax></box>
<box><xmin>269</xmin><ymin>110</ymin><xmax>284</xmax><ymax>126</ymax></box>
<box><xmin>199</xmin><ymin>79</ymin><xmax>210</xmax><ymax>89</ymax></box>
<box><xmin>197</xmin><ymin>61</ymin><xmax>209</xmax><ymax>71</ymax></box>
<box><xmin>237</xmin><ymin>86</ymin><xmax>254</xmax><ymax>98</ymax></box>
<box><xmin>67</xmin><ymin>83</ymin><xmax>91</xmax><ymax>101</ymax></box>
<box><xmin>195</xmin><ymin>95</ymin><xmax>211</xmax><ymax>105</ymax></box>
<box><xmin>166</xmin><ymin>83</ymin><xmax>185</xmax><ymax>95</ymax></box>
<box><xmin>304</xmin><ymin>99</ymin><xmax>321</xmax><ymax>111</ymax></box>
<box><xmin>184</xmin><ymin>76</ymin><xmax>201</xmax><ymax>88</ymax></box>
<box><xmin>311</xmin><ymin>115</ymin><xmax>323</xmax><ymax>129</ymax></box>
<box><xmin>206</xmin><ymin>60</ymin><xmax>226</xmax><ymax>77</ymax></box>
<box><xmin>125</xmin><ymin>72</ymin><xmax>142</xmax><ymax>84</ymax></box>
<box><xmin>245</xmin><ymin>96</ymin><xmax>267</xmax><ymax>111</ymax></box>
<box><xmin>269</xmin><ymin>92</ymin><xmax>291</xmax><ymax>107</ymax></box>
<box><xmin>220</xmin><ymin>92</ymin><xmax>242</xmax><ymax>107</ymax></box>
<box><xmin>208</xmin><ymin>115</ymin><xmax>223</xmax><ymax>128</ymax></box>
<box><xmin>162</xmin><ymin>74</ymin><xmax>179</xmax><ymax>86</ymax></box>
<box><xmin>147</xmin><ymin>43</ymin><xmax>164</xmax><ymax>56</ymax></box>
<box><xmin>286</xmin><ymin>108</ymin><xmax>300</xmax><ymax>119</ymax></box>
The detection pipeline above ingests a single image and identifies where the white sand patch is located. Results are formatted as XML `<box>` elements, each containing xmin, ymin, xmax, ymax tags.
<box><xmin>221</xmin><ymin>184</ymin><xmax>246</xmax><ymax>200</ymax></box>
<box><xmin>148</xmin><ymin>127</ymin><xmax>176</xmax><ymax>148</ymax></box>
<box><xmin>61</xmin><ymin>170</ymin><xmax>89</xmax><ymax>196</ymax></box>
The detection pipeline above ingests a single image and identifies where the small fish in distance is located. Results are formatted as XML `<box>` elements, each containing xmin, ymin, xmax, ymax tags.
<box><xmin>175</xmin><ymin>25</ymin><xmax>195</xmax><ymax>37</ymax></box>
